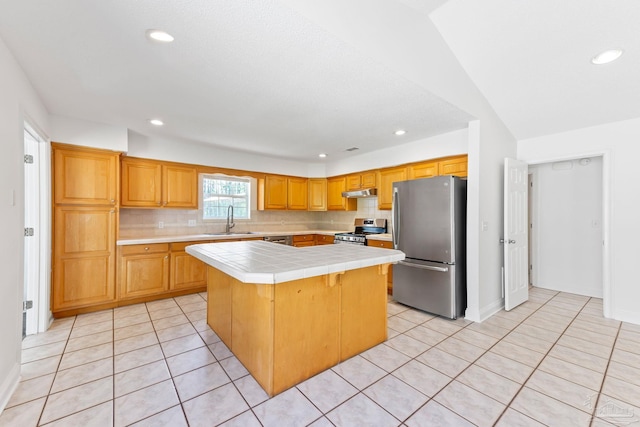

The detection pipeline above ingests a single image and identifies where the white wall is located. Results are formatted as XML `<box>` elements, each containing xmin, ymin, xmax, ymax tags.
<box><xmin>519</xmin><ymin>117</ymin><xmax>640</xmax><ymax>324</ymax></box>
<box><xmin>0</xmin><ymin>36</ymin><xmax>50</xmax><ymax>410</ymax></box>
<box><xmin>530</xmin><ymin>157</ymin><xmax>603</xmax><ymax>297</ymax></box>
<box><xmin>50</xmin><ymin>115</ymin><xmax>127</xmax><ymax>152</ymax></box>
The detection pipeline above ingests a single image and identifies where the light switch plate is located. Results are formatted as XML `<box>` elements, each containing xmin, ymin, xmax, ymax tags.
<box><xmin>188</xmin><ymin>220</ymin><xmax>196</xmax><ymax>227</ymax></box>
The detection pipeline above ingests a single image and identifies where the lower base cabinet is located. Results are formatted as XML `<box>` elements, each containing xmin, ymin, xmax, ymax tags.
<box><xmin>170</xmin><ymin>241</ymin><xmax>208</xmax><ymax>290</ymax></box>
<box><xmin>118</xmin><ymin>244</ymin><xmax>170</xmax><ymax>299</ymax></box>
<box><xmin>368</xmin><ymin>239</ymin><xmax>394</xmax><ymax>294</ymax></box>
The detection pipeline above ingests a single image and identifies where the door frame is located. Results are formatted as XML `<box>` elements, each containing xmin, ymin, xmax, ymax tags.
<box><xmin>24</xmin><ymin>120</ymin><xmax>52</xmax><ymax>334</ymax></box>
<box><xmin>522</xmin><ymin>149</ymin><xmax>610</xmax><ymax>317</ymax></box>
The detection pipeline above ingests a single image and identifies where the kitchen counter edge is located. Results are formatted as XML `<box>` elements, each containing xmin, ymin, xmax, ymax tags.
<box><xmin>117</xmin><ymin>230</ymin><xmax>348</xmax><ymax>246</ymax></box>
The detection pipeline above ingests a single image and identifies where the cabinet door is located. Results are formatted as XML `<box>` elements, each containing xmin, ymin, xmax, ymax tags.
<box><xmin>171</xmin><ymin>250</ymin><xmax>207</xmax><ymax>290</ymax></box>
<box><xmin>308</xmin><ymin>179</ymin><xmax>327</xmax><ymax>211</ymax></box>
<box><xmin>361</xmin><ymin>172</ymin><xmax>376</xmax><ymax>188</ymax></box>
<box><xmin>315</xmin><ymin>234</ymin><xmax>334</xmax><ymax>245</ymax></box>
<box><xmin>262</xmin><ymin>175</ymin><xmax>288</xmax><ymax>210</ymax></box>
<box><xmin>408</xmin><ymin>161</ymin><xmax>439</xmax><ymax>180</ymax></box>
<box><xmin>52</xmin><ymin>206</ymin><xmax>116</xmax><ymax>311</ymax></box>
<box><xmin>439</xmin><ymin>155</ymin><xmax>468</xmax><ymax>177</ymax></box>
<box><xmin>53</xmin><ymin>145</ymin><xmax>119</xmax><ymax>205</ymax></box>
<box><xmin>377</xmin><ymin>167</ymin><xmax>407</xmax><ymax>210</ymax></box>
<box><xmin>287</xmin><ymin>177</ymin><xmax>308</xmax><ymax>210</ymax></box>
<box><xmin>327</xmin><ymin>177</ymin><xmax>356</xmax><ymax>211</ymax></box>
<box><xmin>120</xmin><ymin>251</ymin><xmax>169</xmax><ymax>299</ymax></box>
<box><xmin>121</xmin><ymin>158</ymin><xmax>162</xmax><ymax>207</ymax></box>
<box><xmin>346</xmin><ymin>175</ymin><xmax>361</xmax><ymax>190</ymax></box>
<box><xmin>163</xmin><ymin>164</ymin><xmax>198</xmax><ymax>208</ymax></box>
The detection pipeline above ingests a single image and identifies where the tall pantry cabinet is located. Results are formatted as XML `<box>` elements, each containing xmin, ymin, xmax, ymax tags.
<box><xmin>52</xmin><ymin>143</ymin><xmax>120</xmax><ymax>316</ymax></box>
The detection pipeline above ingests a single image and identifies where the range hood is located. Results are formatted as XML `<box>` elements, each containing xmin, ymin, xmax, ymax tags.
<box><xmin>341</xmin><ymin>188</ymin><xmax>378</xmax><ymax>198</ymax></box>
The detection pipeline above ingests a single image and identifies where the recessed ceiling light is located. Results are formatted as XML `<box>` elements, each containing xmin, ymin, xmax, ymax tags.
<box><xmin>591</xmin><ymin>49</ymin><xmax>623</xmax><ymax>65</ymax></box>
<box><xmin>149</xmin><ymin>119</ymin><xmax>164</xmax><ymax>126</ymax></box>
<box><xmin>394</xmin><ymin>130</ymin><xmax>407</xmax><ymax>136</ymax></box>
<box><xmin>146</xmin><ymin>29</ymin><xmax>174</xmax><ymax>43</ymax></box>
<box><xmin>318</xmin><ymin>153</ymin><xmax>327</xmax><ymax>158</ymax></box>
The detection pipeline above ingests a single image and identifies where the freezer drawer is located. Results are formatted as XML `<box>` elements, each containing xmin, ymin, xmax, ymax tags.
<box><xmin>392</xmin><ymin>259</ymin><xmax>465</xmax><ymax>319</ymax></box>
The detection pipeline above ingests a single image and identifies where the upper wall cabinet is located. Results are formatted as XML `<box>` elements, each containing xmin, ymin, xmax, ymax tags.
<box><xmin>258</xmin><ymin>175</ymin><xmax>309</xmax><ymax>210</ymax></box>
<box><xmin>287</xmin><ymin>177</ymin><xmax>308</xmax><ymax>210</ymax></box>
<box><xmin>53</xmin><ymin>143</ymin><xmax>119</xmax><ymax>206</ymax></box>
<box><xmin>346</xmin><ymin>172</ymin><xmax>377</xmax><ymax>190</ymax></box>
<box><xmin>327</xmin><ymin>177</ymin><xmax>357</xmax><ymax>211</ymax></box>
<box><xmin>407</xmin><ymin>161</ymin><xmax>439</xmax><ymax>180</ymax></box>
<box><xmin>121</xmin><ymin>158</ymin><xmax>198</xmax><ymax>209</ymax></box>
<box><xmin>377</xmin><ymin>167</ymin><xmax>407</xmax><ymax>210</ymax></box>
<box><xmin>308</xmin><ymin>178</ymin><xmax>327</xmax><ymax>211</ymax></box>
<box><xmin>438</xmin><ymin>155</ymin><xmax>468</xmax><ymax>177</ymax></box>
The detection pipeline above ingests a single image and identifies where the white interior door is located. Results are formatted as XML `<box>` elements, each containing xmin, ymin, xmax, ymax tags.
<box><xmin>24</xmin><ymin>129</ymin><xmax>40</xmax><ymax>336</ymax></box>
<box><xmin>504</xmin><ymin>158</ymin><xmax>529</xmax><ymax>310</ymax></box>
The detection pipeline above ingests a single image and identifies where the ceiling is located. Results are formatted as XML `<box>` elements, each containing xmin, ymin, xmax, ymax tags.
<box><xmin>0</xmin><ymin>0</ymin><xmax>638</xmax><ymax>160</ymax></box>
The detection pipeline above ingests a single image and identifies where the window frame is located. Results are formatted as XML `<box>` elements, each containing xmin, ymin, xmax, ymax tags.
<box><xmin>201</xmin><ymin>174</ymin><xmax>252</xmax><ymax>221</ymax></box>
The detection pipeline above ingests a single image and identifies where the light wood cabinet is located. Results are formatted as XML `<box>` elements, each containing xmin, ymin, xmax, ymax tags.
<box><xmin>259</xmin><ymin>175</ymin><xmax>288</xmax><ymax>210</ymax></box>
<box><xmin>119</xmin><ymin>244</ymin><xmax>170</xmax><ymax>299</ymax></box>
<box><xmin>377</xmin><ymin>167</ymin><xmax>407</xmax><ymax>210</ymax></box>
<box><xmin>293</xmin><ymin>234</ymin><xmax>315</xmax><ymax>247</ymax></box>
<box><xmin>408</xmin><ymin>161</ymin><xmax>439</xmax><ymax>180</ymax></box>
<box><xmin>53</xmin><ymin>144</ymin><xmax>118</xmax><ymax>205</ymax></box>
<box><xmin>315</xmin><ymin>234</ymin><xmax>335</xmax><ymax>245</ymax></box>
<box><xmin>121</xmin><ymin>158</ymin><xmax>197</xmax><ymax>208</ymax></box>
<box><xmin>367</xmin><ymin>239</ymin><xmax>394</xmax><ymax>294</ymax></box>
<box><xmin>52</xmin><ymin>205</ymin><xmax>117</xmax><ymax>311</ymax></box>
<box><xmin>439</xmin><ymin>155</ymin><xmax>468</xmax><ymax>177</ymax></box>
<box><xmin>308</xmin><ymin>179</ymin><xmax>327</xmax><ymax>211</ymax></box>
<box><xmin>346</xmin><ymin>172</ymin><xmax>376</xmax><ymax>190</ymax></box>
<box><xmin>287</xmin><ymin>177</ymin><xmax>308</xmax><ymax>210</ymax></box>
<box><xmin>170</xmin><ymin>241</ymin><xmax>208</xmax><ymax>290</ymax></box>
<box><xmin>327</xmin><ymin>177</ymin><xmax>357</xmax><ymax>211</ymax></box>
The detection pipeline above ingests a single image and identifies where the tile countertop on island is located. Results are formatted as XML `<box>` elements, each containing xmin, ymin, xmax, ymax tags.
<box><xmin>116</xmin><ymin>230</ymin><xmax>347</xmax><ymax>245</ymax></box>
<box><xmin>186</xmin><ymin>240</ymin><xmax>405</xmax><ymax>284</ymax></box>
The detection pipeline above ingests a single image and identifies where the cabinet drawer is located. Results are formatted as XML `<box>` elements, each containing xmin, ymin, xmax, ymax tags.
<box><xmin>367</xmin><ymin>240</ymin><xmax>393</xmax><ymax>249</ymax></box>
<box><xmin>315</xmin><ymin>235</ymin><xmax>335</xmax><ymax>245</ymax></box>
<box><xmin>171</xmin><ymin>241</ymin><xmax>209</xmax><ymax>252</ymax></box>
<box><xmin>293</xmin><ymin>234</ymin><xmax>314</xmax><ymax>242</ymax></box>
<box><xmin>120</xmin><ymin>243</ymin><xmax>169</xmax><ymax>255</ymax></box>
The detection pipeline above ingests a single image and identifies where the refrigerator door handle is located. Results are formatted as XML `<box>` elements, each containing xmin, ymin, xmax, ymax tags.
<box><xmin>398</xmin><ymin>260</ymin><xmax>449</xmax><ymax>273</ymax></box>
<box><xmin>392</xmin><ymin>187</ymin><xmax>399</xmax><ymax>248</ymax></box>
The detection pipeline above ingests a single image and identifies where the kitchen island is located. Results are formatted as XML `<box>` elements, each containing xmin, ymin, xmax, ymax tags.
<box><xmin>186</xmin><ymin>240</ymin><xmax>405</xmax><ymax>396</ymax></box>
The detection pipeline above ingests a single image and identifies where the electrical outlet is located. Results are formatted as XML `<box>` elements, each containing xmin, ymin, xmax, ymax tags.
<box><xmin>158</xmin><ymin>221</ymin><xmax>164</xmax><ymax>229</ymax></box>
<box><xmin>188</xmin><ymin>220</ymin><xmax>196</xmax><ymax>227</ymax></box>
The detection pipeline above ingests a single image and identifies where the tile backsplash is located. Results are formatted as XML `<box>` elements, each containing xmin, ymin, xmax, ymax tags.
<box><xmin>119</xmin><ymin>198</ymin><xmax>391</xmax><ymax>238</ymax></box>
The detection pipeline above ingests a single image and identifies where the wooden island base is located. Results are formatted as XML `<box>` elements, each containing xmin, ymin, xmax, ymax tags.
<box><xmin>207</xmin><ymin>264</ymin><xmax>389</xmax><ymax>396</ymax></box>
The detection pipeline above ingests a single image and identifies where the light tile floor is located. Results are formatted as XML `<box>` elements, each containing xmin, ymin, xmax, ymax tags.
<box><xmin>2</xmin><ymin>288</ymin><xmax>640</xmax><ymax>426</ymax></box>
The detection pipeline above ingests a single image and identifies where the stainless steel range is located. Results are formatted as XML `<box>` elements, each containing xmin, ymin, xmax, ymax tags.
<box><xmin>334</xmin><ymin>218</ymin><xmax>387</xmax><ymax>246</ymax></box>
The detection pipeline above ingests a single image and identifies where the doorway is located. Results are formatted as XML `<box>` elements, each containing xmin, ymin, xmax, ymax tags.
<box><xmin>23</xmin><ymin>122</ymin><xmax>51</xmax><ymax>336</ymax></box>
<box><xmin>528</xmin><ymin>156</ymin><xmax>604</xmax><ymax>298</ymax></box>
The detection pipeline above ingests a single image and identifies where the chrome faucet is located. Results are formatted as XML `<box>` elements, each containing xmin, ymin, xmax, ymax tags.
<box><xmin>225</xmin><ymin>205</ymin><xmax>235</xmax><ymax>233</ymax></box>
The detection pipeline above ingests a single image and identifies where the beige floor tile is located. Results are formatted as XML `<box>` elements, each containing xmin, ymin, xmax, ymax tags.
<box><xmin>482</xmin><ymin>313</ymin><xmax>522</xmax><ymax>331</ymax></box>
<box><xmin>556</xmin><ymin>334</ymin><xmax>613</xmax><ymax>359</ymax></box>
<box><xmin>465</xmin><ymin>320</ymin><xmax>512</xmax><ymax>339</ymax></box>
<box><xmin>114</xmin><ymin>379</ymin><xmax>179</xmax><ymax>427</ymax></box>
<box><xmin>615</xmin><ymin>337</ymin><xmax>640</xmax><ymax>355</ymax></box>
<box><xmin>416</xmin><ymin>347</ymin><xmax>470</xmax><ymax>378</ymax></box>
<box><xmin>403</xmin><ymin>324</ymin><xmax>447</xmax><ymax>346</ymax></box>
<box><xmin>113</xmin><ymin>321</ymin><xmax>154</xmax><ymax>341</ymax></box>
<box><xmin>58</xmin><ymin>342</ymin><xmax>112</xmax><ymax>371</ymax></box>
<box><xmin>113</xmin><ymin>303</ymin><xmax>148</xmax><ymax>319</ymax></box>
<box><xmin>208</xmin><ymin>341</ymin><xmax>233</xmax><ymax>360</ymax></box>
<box><xmin>621</xmin><ymin>322</ymin><xmax>640</xmax><ymax>334</ymax></box>
<box><xmin>475</xmin><ymin>351</ymin><xmax>534</xmax><ymax>384</ymax></box>
<box><xmin>601</xmin><ymin>376</ymin><xmax>640</xmax><ymax>408</ymax></box>
<box><xmin>198</xmin><ymin>328</ymin><xmax>221</xmax><ymax>345</ymax></box>
<box><xmin>149</xmin><ymin>306</ymin><xmax>184</xmax><ymax>320</ymax></box>
<box><xmin>385</xmin><ymin>333</ymin><xmax>431</xmax><ymax>358</ymax></box>
<box><xmin>0</xmin><ymin>397</ymin><xmax>46</xmax><ymax>427</ymax></box>
<box><xmin>395</xmin><ymin>308</ymin><xmax>435</xmax><ymax>324</ymax></box>
<box><xmin>40</xmin><ymin>377</ymin><xmax>113</xmax><ymax>425</ymax></box>
<box><xmin>186</xmin><ymin>309</ymin><xmax>207</xmax><ymax>322</ymax></box>
<box><xmin>360</xmin><ymin>343</ymin><xmax>411</xmax><ymax>372</ymax></box>
<box><xmin>191</xmin><ymin>318</ymin><xmax>210</xmax><ymax>332</ymax></box>
<box><xmin>326</xmin><ymin>393</ymin><xmax>398</xmax><ymax>427</ymax></box>
<box><xmin>491</xmin><ymin>340</ymin><xmax>545</xmax><ymax>367</ymax></box>
<box><xmin>525</xmin><ymin>369</ymin><xmax>594</xmax><ymax>412</ymax></box>
<box><xmin>115</xmin><ymin>359</ymin><xmax>171</xmax><ymax>397</ymax></box>
<box><xmin>113</xmin><ymin>312</ymin><xmax>151</xmax><ymax>329</ymax></box>
<box><xmin>173</xmin><ymin>362</ymin><xmax>230</xmax><ymax>402</ymax></box>
<box><xmin>457</xmin><ymin>364</ymin><xmax>521</xmax><ymax>405</ymax></box>
<box><xmin>166</xmin><ymin>346</ymin><xmax>216</xmax><ymax>377</ymax></box>
<box><xmin>434</xmin><ymin>380</ymin><xmax>505</xmax><ymax>427</ymax></box>
<box><xmin>549</xmin><ymin>344</ymin><xmax>609</xmax><ymax>373</ymax></box>
<box><xmin>387</xmin><ymin>315</ymin><xmax>418</xmax><ymax>333</ymax></box>
<box><xmin>392</xmin><ymin>359</ymin><xmax>451</xmax><ymax>397</ymax></box>
<box><xmin>387</xmin><ymin>301</ymin><xmax>409</xmax><ymax>316</ymax></box>
<box><xmin>510</xmin><ymin>387</ymin><xmax>592</xmax><ymax>427</ymax></box>
<box><xmin>565</xmin><ymin>325</ymin><xmax>617</xmax><ymax>347</ymax></box>
<box><xmin>219</xmin><ymin>410</ymin><xmax>263</xmax><ymax>427</ymax></box>
<box><xmin>618</xmin><ymin>328</ymin><xmax>640</xmax><ymax>343</ymax></box>
<box><xmin>454</xmin><ymin>328</ymin><xmax>500</xmax><ymax>350</ymax></box>
<box><xmin>606</xmin><ymin>360</ymin><xmax>640</xmax><ymax>387</ymax></box>
<box><xmin>145</xmin><ymin>298</ymin><xmax>179</xmax><ymax>312</ymax></box>
<box><xmin>513</xmin><ymin>323</ymin><xmax>561</xmax><ymax>343</ymax></box>
<box><xmin>571</xmin><ymin>318</ymin><xmax>619</xmax><ymax>336</ymax></box>
<box><xmin>610</xmin><ymin>347</ymin><xmax>640</xmax><ymax>367</ymax></box>
<box><xmin>65</xmin><ymin>330</ymin><xmax>113</xmax><ymax>353</ymax></box>
<box><xmin>174</xmin><ymin>293</ymin><xmax>205</xmax><ymax>306</ymax></box>
<box><xmin>152</xmin><ymin>313</ymin><xmax>190</xmax><ymax>330</ymax></box>
<box><xmin>496</xmin><ymin>408</ymin><xmax>546</xmax><ymax>426</ymax></box>
<box><xmin>502</xmin><ymin>330</ymin><xmax>555</xmax><ymax>354</ymax></box>
<box><xmin>21</xmin><ymin>341</ymin><xmax>66</xmax><ymax>364</ymax></box>
<box><xmin>435</xmin><ymin>337</ymin><xmax>485</xmax><ymax>362</ymax></box>
<box><xmin>47</xmin><ymin>317</ymin><xmax>75</xmax><ymax>331</ymax></box>
<box><xmin>178</xmin><ymin>300</ymin><xmax>207</xmax><ymax>313</ymax></box>
<box><xmin>114</xmin><ymin>332</ymin><xmax>159</xmax><ymax>355</ymax></box>
<box><xmin>233</xmin><ymin>374</ymin><xmax>270</xmax><ymax>407</ymax></box>
<box><xmin>22</xmin><ymin>328</ymin><xmax>70</xmax><ymax>350</ymax></box>
<box><xmin>69</xmin><ymin>320</ymin><xmax>112</xmax><ymax>339</ymax></box>
<box><xmin>183</xmin><ymin>383</ymin><xmax>250</xmax><ymax>427</ymax></box>
<box><xmin>297</xmin><ymin>369</ymin><xmax>358</xmax><ymax>413</ymax></box>
<box><xmin>156</xmin><ymin>322</ymin><xmax>197</xmax><ymax>343</ymax></box>
<box><xmin>364</xmin><ymin>375</ymin><xmax>428</xmax><ymax>421</ymax></box>
<box><xmin>537</xmin><ymin>355</ymin><xmax>604</xmax><ymax>391</ymax></box>
<box><xmin>51</xmin><ymin>357</ymin><xmax>113</xmax><ymax>393</ymax></box>
<box><xmin>42</xmin><ymin>400</ymin><xmax>113</xmax><ymax>427</ymax></box>
<box><xmin>6</xmin><ymin>373</ymin><xmax>54</xmax><ymax>408</ymax></box>
<box><xmin>114</xmin><ymin>343</ymin><xmax>165</xmax><ymax>373</ymax></box>
<box><xmin>74</xmin><ymin>310</ymin><xmax>113</xmax><ymax>328</ymax></box>
<box><xmin>20</xmin><ymin>355</ymin><xmax>61</xmax><ymax>381</ymax></box>
<box><xmin>592</xmin><ymin>394</ymin><xmax>640</xmax><ymax>426</ymax></box>
<box><xmin>160</xmin><ymin>333</ymin><xmax>206</xmax><ymax>358</ymax></box>
<box><xmin>406</xmin><ymin>400</ymin><xmax>474</xmax><ymax>427</ymax></box>
<box><xmin>423</xmin><ymin>317</ymin><xmax>468</xmax><ymax>335</ymax></box>
<box><xmin>130</xmin><ymin>405</ymin><xmax>188</xmax><ymax>427</ymax></box>
<box><xmin>219</xmin><ymin>356</ymin><xmax>250</xmax><ymax>381</ymax></box>
<box><xmin>332</xmin><ymin>355</ymin><xmax>386</xmax><ymax>390</ymax></box>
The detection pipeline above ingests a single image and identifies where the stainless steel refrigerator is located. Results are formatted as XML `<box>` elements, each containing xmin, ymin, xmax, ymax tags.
<box><xmin>392</xmin><ymin>176</ymin><xmax>466</xmax><ymax>319</ymax></box>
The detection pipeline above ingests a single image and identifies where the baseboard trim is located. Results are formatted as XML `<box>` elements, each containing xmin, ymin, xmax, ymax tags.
<box><xmin>0</xmin><ymin>363</ymin><xmax>21</xmax><ymax>413</ymax></box>
<box><xmin>611</xmin><ymin>308</ymin><xmax>640</xmax><ymax>326</ymax></box>
<box><xmin>478</xmin><ymin>299</ymin><xmax>505</xmax><ymax>323</ymax></box>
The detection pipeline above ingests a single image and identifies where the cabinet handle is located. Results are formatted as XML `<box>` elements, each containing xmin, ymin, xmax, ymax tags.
<box><xmin>110</xmin><ymin>210</ymin><xmax>115</xmax><ymax>214</ymax></box>
<box><xmin>144</xmin><ymin>247</ymin><xmax>149</xmax><ymax>251</ymax></box>
<box><xmin>110</xmin><ymin>199</ymin><xmax>115</xmax><ymax>204</ymax></box>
